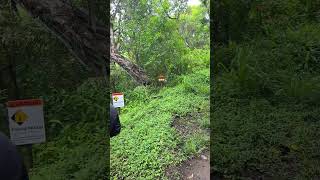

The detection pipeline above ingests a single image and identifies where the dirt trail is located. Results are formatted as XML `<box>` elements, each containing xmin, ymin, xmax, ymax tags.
<box><xmin>181</xmin><ymin>152</ymin><xmax>210</xmax><ymax>180</ymax></box>
<box><xmin>166</xmin><ymin>149</ymin><xmax>210</xmax><ymax>180</ymax></box>
<box><xmin>181</xmin><ymin>151</ymin><xmax>210</xmax><ymax>180</ymax></box>
<box><xmin>166</xmin><ymin>113</ymin><xmax>210</xmax><ymax>180</ymax></box>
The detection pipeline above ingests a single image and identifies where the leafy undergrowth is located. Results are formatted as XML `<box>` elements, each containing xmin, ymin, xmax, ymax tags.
<box><xmin>29</xmin><ymin>80</ymin><xmax>109</xmax><ymax>180</ymax></box>
<box><xmin>110</xmin><ymin>69</ymin><xmax>209</xmax><ymax>179</ymax></box>
<box><xmin>211</xmin><ymin>94</ymin><xmax>320</xmax><ymax>179</ymax></box>
<box><xmin>212</xmin><ymin>23</ymin><xmax>320</xmax><ymax>179</ymax></box>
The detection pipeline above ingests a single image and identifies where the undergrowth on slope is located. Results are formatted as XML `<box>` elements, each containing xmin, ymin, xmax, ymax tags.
<box><xmin>111</xmin><ymin>69</ymin><xmax>209</xmax><ymax>179</ymax></box>
<box><xmin>30</xmin><ymin>79</ymin><xmax>109</xmax><ymax>180</ymax></box>
<box><xmin>211</xmin><ymin>94</ymin><xmax>320</xmax><ymax>179</ymax></box>
<box><xmin>212</xmin><ymin>23</ymin><xmax>320</xmax><ymax>179</ymax></box>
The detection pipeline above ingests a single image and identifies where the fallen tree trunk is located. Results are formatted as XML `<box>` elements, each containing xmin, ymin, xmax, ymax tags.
<box><xmin>110</xmin><ymin>23</ymin><xmax>149</xmax><ymax>85</ymax></box>
<box><xmin>111</xmin><ymin>53</ymin><xmax>149</xmax><ymax>85</ymax></box>
<box><xmin>14</xmin><ymin>0</ymin><xmax>149</xmax><ymax>84</ymax></box>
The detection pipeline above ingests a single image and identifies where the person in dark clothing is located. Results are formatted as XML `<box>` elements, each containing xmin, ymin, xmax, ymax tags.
<box><xmin>110</xmin><ymin>104</ymin><xmax>121</xmax><ymax>137</ymax></box>
<box><xmin>0</xmin><ymin>132</ymin><xmax>29</xmax><ymax>180</ymax></box>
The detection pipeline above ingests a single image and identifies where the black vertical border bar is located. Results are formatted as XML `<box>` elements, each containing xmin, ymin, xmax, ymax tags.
<box><xmin>106</xmin><ymin>0</ymin><xmax>111</xmax><ymax>179</ymax></box>
<box><xmin>209</xmin><ymin>0</ymin><xmax>214</xmax><ymax>178</ymax></box>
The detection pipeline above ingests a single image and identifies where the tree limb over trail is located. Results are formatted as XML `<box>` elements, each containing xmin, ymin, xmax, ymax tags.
<box><xmin>111</xmin><ymin>52</ymin><xmax>149</xmax><ymax>85</ymax></box>
<box><xmin>13</xmin><ymin>0</ymin><xmax>149</xmax><ymax>85</ymax></box>
<box><xmin>110</xmin><ymin>22</ymin><xmax>149</xmax><ymax>85</ymax></box>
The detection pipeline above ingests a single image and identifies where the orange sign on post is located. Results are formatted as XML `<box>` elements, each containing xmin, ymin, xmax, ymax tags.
<box><xmin>158</xmin><ymin>75</ymin><xmax>166</xmax><ymax>82</ymax></box>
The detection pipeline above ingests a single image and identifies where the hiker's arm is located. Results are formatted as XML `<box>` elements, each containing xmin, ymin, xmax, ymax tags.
<box><xmin>110</xmin><ymin>105</ymin><xmax>121</xmax><ymax>137</ymax></box>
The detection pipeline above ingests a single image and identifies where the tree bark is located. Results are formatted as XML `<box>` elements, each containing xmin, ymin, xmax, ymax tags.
<box><xmin>111</xmin><ymin>53</ymin><xmax>149</xmax><ymax>85</ymax></box>
<box><xmin>14</xmin><ymin>0</ymin><xmax>149</xmax><ymax>85</ymax></box>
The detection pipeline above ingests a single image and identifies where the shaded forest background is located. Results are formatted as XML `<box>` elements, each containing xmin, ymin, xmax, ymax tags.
<box><xmin>0</xmin><ymin>1</ymin><xmax>109</xmax><ymax>179</ymax></box>
<box><xmin>212</xmin><ymin>0</ymin><xmax>320</xmax><ymax>179</ymax></box>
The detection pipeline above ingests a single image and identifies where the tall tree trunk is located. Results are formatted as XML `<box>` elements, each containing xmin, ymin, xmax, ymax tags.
<box><xmin>14</xmin><ymin>0</ymin><xmax>149</xmax><ymax>85</ymax></box>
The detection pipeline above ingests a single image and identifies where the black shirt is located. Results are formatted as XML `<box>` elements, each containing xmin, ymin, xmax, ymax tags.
<box><xmin>0</xmin><ymin>132</ymin><xmax>29</xmax><ymax>180</ymax></box>
<box><xmin>110</xmin><ymin>104</ymin><xmax>121</xmax><ymax>137</ymax></box>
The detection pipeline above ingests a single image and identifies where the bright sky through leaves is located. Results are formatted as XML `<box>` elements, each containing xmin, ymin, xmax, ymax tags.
<box><xmin>188</xmin><ymin>0</ymin><xmax>201</xmax><ymax>6</ymax></box>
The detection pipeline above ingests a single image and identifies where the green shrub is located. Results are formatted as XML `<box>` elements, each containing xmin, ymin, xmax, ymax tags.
<box><xmin>183</xmin><ymin>133</ymin><xmax>209</xmax><ymax>156</ymax></box>
<box><xmin>181</xmin><ymin>69</ymin><xmax>210</xmax><ymax>96</ymax></box>
<box><xmin>212</xmin><ymin>17</ymin><xmax>320</xmax><ymax>179</ymax></box>
<box><xmin>211</xmin><ymin>94</ymin><xmax>320</xmax><ymax>178</ymax></box>
<box><xmin>30</xmin><ymin>79</ymin><xmax>109</xmax><ymax>180</ymax></box>
<box><xmin>182</xmin><ymin>48</ymin><xmax>210</xmax><ymax>71</ymax></box>
<box><xmin>215</xmin><ymin>23</ymin><xmax>320</xmax><ymax>102</ymax></box>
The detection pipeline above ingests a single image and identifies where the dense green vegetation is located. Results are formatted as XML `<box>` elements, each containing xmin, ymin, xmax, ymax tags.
<box><xmin>0</xmin><ymin>1</ymin><xmax>108</xmax><ymax>179</ymax></box>
<box><xmin>29</xmin><ymin>80</ymin><xmax>108</xmax><ymax>180</ymax></box>
<box><xmin>110</xmin><ymin>0</ymin><xmax>210</xmax><ymax>179</ymax></box>
<box><xmin>212</xmin><ymin>0</ymin><xmax>320</xmax><ymax>179</ymax></box>
<box><xmin>111</xmin><ymin>70</ymin><xmax>210</xmax><ymax>179</ymax></box>
<box><xmin>1</xmin><ymin>0</ymin><xmax>209</xmax><ymax>179</ymax></box>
